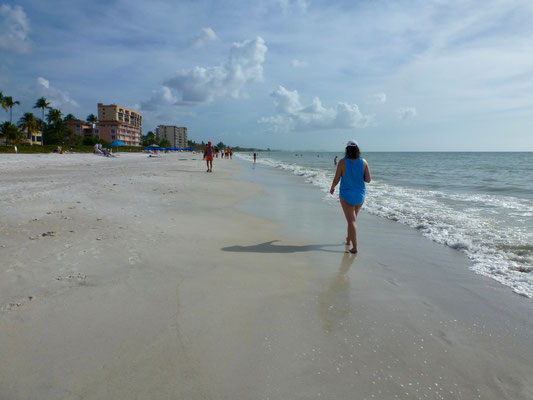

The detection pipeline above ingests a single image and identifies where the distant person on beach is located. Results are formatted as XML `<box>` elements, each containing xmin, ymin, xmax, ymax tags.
<box><xmin>329</xmin><ymin>140</ymin><xmax>371</xmax><ymax>254</ymax></box>
<box><xmin>229</xmin><ymin>149</ymin><xmax>233</xmax><ymax>159</ymax></box>
<box><xmin>204</xmin><ymin>141</ymin><xmax>215</xmax><ymax>172</ymax></box>
<box><xmin>334</xmin><ymin>156</ymin><xmax>338</xmax><ymax>165</ymax></box>
<box><xmin>253</xmin><ymin>153</ymin><xmax>257</xmax><ymax>163</ymax></box>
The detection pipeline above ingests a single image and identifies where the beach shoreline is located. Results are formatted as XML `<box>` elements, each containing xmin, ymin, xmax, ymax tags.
<box><xmin>1</xmin><ymin>153</ymin><xmax>531</xmax><ymax>399</ymax></box>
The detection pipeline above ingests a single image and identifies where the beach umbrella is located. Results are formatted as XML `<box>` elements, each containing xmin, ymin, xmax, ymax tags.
<box><xmin>147</xmin><ymin>144</ymin><xmax>160</xmax><ymax>148</ymax></box>
<box><xmin>110</xmin><ymin>140</ymin><xmax>125</xmax><ymax>147</ymax></box>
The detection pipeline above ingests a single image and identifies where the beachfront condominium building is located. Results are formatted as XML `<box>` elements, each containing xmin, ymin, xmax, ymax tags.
<box><xmin>96</xmin><ymin>103</ymin><xmax>142</xmax><ymax>146</ymax></box>
<box><xmin>156</xmin><ymin>125</ymin><xmax>188</xmax><ymax>148</ymax></box>
<box><xmin>64</xmin><ymin>119</ymin><xmax>95</xmax><ymax>138</ymax></box>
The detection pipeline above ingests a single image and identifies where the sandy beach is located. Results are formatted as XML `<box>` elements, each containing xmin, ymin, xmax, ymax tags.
<box><xmin>1</xmin><ymin>152</ymin><xmax>532</xmax><ymax>400</ymax></box>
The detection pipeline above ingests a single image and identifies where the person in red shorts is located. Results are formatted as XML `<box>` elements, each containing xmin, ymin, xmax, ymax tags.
<box><xmin>204</xmin><ymin>141</ymin><xmax>215</xmax><ymax>172</ymax></box>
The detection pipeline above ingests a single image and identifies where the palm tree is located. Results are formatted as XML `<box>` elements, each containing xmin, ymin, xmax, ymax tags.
<box><xmin>18</xmin><ymin>112</ymin><xmax>40</xmax><ymax>143</ymax></box>
<box><xmin>33</xmin><ymin>97</ymin><xmax>50</xmax><ymax>130</ymax></box>
<box><xmin>86</xmin><ymin>114</ymin><xmax>97</xmax><ymax>125</ymax></box>
<box><xmin>1</xmin><ymin>121</ymin><xmax>24</xmax><ymax>145</ymax></box>
<box><xmin>45</xmin><ymin>119</ymin><xmax>75</xmax><ymax>145</ymax></box>
<box><xmin>64</xmin><ymin>114</ymin><xmax>76</xmax><ymax>121</ymax></box>
<box><xmin>0</xmin><ymin>121</ymin><xmax>8</xmax><ymax>145</ymax></box>
<box><xmin>3</xmin><ymin>96</ymin><xmax>20</xmax><ymax>124</ymax></box>
<box><xmin>0</xmin><ymin>92</ymin><xmax>8</xmax><ymax>112</ymax></box>
<box><xmin>46</xmin><ymin>108</ymin><xmax>63</xmax><ymax>125</ymax></box>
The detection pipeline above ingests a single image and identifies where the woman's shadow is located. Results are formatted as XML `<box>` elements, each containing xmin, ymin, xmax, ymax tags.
<box><xmin>319</xmin><ymin>252</ymin><xmax>357</xmax><ymax>333</ymax></box>
<box><xmin>221</xmin><ymin>240</ymin><xmax>343</xmax><ymax>254</ymax></box>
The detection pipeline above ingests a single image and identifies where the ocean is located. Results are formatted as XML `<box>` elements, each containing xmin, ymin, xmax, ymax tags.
<box><xmin>236</xmin><ymin>151</ymin><xmax>533</xmax><ymax>298</ymax></box>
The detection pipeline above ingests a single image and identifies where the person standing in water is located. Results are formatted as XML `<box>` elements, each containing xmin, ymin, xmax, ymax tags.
<box><xmin>329</xmin><ymin>140</ymin><xmax>371</xmax><ymax>254</ymax></box>
<box><xmin>334</xmin><ymin>156</ymin><xmax>338</xmax><ymax>165</ymax></box>
<box><xmin>204</xmin><ymin>141</ymin><xmax>215</xmax><ymax>172</ymax></box>
<box><xmin>253</xmin><ymin>153</ymin><xmax>257</xmax><ymax>164</ymax></box>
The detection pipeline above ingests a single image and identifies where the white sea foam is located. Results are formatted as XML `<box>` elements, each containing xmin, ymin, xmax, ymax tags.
<box><xmin>237</xmin><ymin>153</ymin><xmax>533</xmax><ymax>298</ymax></box>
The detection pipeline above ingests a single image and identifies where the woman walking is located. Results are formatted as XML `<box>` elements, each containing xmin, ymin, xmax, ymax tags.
<box><xmin>329</xmin><ymin>141</ymin><xmax>371</xmax><ymax>253</ymax></box>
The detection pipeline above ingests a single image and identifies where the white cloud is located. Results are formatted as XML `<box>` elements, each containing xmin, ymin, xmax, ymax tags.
<box><xmin>0</xmin><ymin>4</ymin><xmax>30</xmax><ymax>53</ymax></box>
<box><xmin>162</xmin><ymin>36</ymin><xmax>267</xmax><ymax>104</ymax></box>
<box><xmin>141</xmin><ymin>86</ymin><xmax>177</xmax><ymax>111</ymax></box>
<box><xmin>291</xmin><ymin>59</ymin><xmax>308</xmax><ymax>68</ymax></box>
<box><xmin>259</xmin><ymin>85</ymin><xmax>372</xmax><ymax>132</ymax></box>
<box><xmin>397</xmin><ymin>106</ymin><xmax>417</xmax><ymax>121</ymax></box>
<box><xmin>366</xmin><ymin>92</ymin><xmax>387</xmax><ymax>105</ymax></box>
<box><xmin>271</xmin><ymin>85</ymin><xmax>302</xmax><ymax>113</ymax></box>
<box><xmin>36</xmin><ymin>77</ymin><xmax>79</xmax><ymax>108</ymax></box>
<box><xmin>191</xmin><ymin>27</ymin><xmax>219</xmax><ymax>48</ymax></box>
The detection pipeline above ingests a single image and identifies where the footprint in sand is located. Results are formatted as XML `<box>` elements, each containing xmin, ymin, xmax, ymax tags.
<box><xmin>5</xmin><ymin>262</ymin><xmax>24</xmax><ymax>273</ymax></box>
<box><xmin>386</xmin><ymin>277</ymin><xmax>400</xmax><ymax>287</ymax></box>
<box><xmin>0</xmin><ymin>296</ymin><xmax>34</xmax><ymax>312</ymax></box>
<box><xmin>55</xmin><ymin>273</ymin><xmax>86</xmax><ymax>282</ymax></box>
<box><xmin>128</xmin><ymin>249</ymin><xmax>142</xmax><ymax>265</ymax></box>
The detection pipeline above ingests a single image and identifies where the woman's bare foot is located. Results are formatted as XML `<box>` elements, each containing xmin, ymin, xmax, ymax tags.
<box><xmin>349</xmin><ymin>247</ymin><xmax>358</xmax><ymax>254</ymax></box>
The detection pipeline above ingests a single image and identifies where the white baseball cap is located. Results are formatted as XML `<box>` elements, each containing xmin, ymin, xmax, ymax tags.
<box><xmin>346</xmin><ymin>140</ymin><xmax>359</xmax><ymax>147</ymax></box>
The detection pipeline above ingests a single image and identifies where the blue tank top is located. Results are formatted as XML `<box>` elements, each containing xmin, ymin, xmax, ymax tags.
<box><xmin>339</xmin><ymin>158</ymin><xmax>366</xmax><ymax>206</ymax></box>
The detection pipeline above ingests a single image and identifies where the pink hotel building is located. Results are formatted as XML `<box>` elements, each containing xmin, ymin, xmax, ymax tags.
<box><xmin>96</xmin><ymin>103</ymin><xmax>142</xmax><ymax>146</ymax></box>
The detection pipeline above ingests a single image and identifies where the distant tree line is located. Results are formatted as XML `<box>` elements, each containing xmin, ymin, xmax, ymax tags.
<box><xmin>141</xmin><ymin>131</ymin><xmax>201</xmax><ymax>149</ymax></box>
<box><xmin>0</xmin><ymin>91</ymin><xmax>108</xmax><ymax>147</ymax></box>
<box><xmin>2</xmin><ymin>91</ymin><xmax>267</xmax><ymax>150</ymax></box>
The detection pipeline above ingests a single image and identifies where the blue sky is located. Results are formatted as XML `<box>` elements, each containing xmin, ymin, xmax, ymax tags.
<box><xmin>1</xmin><ymin>0</ymin><xmax>533</xmax><ymax>150</ymax></box>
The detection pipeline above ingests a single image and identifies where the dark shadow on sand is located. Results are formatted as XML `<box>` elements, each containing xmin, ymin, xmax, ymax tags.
<box><xmin>221</xmin><ymin>240</ymin><xmax>343</xmax><ymax>254</ymax></box>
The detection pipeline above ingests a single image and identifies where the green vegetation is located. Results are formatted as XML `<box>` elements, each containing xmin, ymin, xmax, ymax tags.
<box><xmin>1</xmin><ymin>92</ymin><xmax>100</xmax><ymax>149</ymax></box>
<box><xmin>1</xmin><ymin>91</ymin><xmax>263</xmax><ymax>153</ymax></box>
<box><xmin>81</xmin><ymin>136</ymin><xmax>108</xmax><ymax>146</ymax></box>
<box><xmin>1</xmin><ymin>91</ymin><xmax>144</xmax><ymax>153</ymax></box>
<box><xmin>1</xmin><ymin>122</ymin><xmax>24</xmax><ymax>145</ymax></box>
<box><xmin>141</xmin><ymin>131</ymin><xmax>157</xmax><ymax>147</ymax></box>
<box><xmin>0</xmin><ymin>144</ymin><xmax>143</xmax><ymax>154</ymax></box>
<box><xmin>18</xmin><ymin>112</ymin><xmax>40</xmax><ymax>136</ymax></box>
<box><xmin>0</xmin><ymin>92</ymin><xmax>7</xmax><ymax>113</ymax></box>
<box><xmin>33</xmin><ymin>97</ymin><xmax>50</xmax><ymax>129</ymax></box>
<box><xmin>159</xmin><ymin>138</ymin><xmax>171</xmax><ymax>148</ymax></box>
<box><xmin>3</xmin><ymin>96</ymin><xmax>20</xmax><ymax>124</ymax></box>
<box><xmin>86</xmin><ymin>114</ymin><xmax>97</xmax><ymax>125</ymax></box>
<box><xmin>140</xmin><ymin>131</ymin><xmax>190</xmax><ymax>149</ymax></box>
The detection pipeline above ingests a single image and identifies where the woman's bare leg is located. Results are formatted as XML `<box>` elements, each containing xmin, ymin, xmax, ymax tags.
<box><xmin>340</xmin><ymin>198</ymin><xmax>362</xmax><ymax>253</ymax></box>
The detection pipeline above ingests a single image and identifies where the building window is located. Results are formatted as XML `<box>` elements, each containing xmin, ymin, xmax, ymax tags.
<box><xmin>111</xmin><ymin>129</ymin><xmax>115</xmax><ymax>133</ymax></box>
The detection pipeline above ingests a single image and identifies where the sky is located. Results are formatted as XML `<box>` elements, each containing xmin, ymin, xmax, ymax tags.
<box><xmin>1</xmin><ymin>0</ymin><xmax>533</xmax><ymax>151</ymax></box>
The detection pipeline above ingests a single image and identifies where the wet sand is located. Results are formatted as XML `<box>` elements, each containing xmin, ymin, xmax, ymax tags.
<box><xmin>0</xmin><ymin>153</ymin><xmax>531</xmax><ymax>399</ymax></box>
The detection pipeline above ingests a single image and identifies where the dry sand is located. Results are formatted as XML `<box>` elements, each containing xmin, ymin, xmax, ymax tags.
<box><xmin>0</xmin><ymin>152</ymin><xmax>531</xmax><ymax>400</ymax></box>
